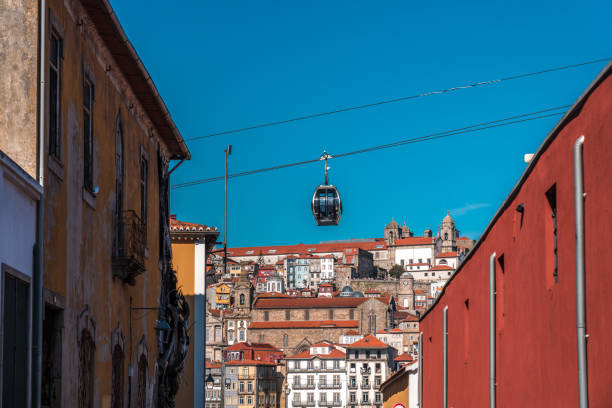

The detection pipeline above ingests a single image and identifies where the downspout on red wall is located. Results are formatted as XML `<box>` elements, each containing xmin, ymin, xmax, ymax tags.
<box><xmin>574</xmin><ymin>135</ymin><xmax>588</xmax><ymax>408</ymax></box>
<box><xmin>489</xmin><ymin>252</ymin><xmax>496</xmax><ymax>408</ymax></box>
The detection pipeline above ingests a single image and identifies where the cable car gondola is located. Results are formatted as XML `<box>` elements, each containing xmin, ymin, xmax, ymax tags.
<box><xmin>312</xmin><ymin>151</ymin><xmax>342</xmax><ymax>226</ymax></box>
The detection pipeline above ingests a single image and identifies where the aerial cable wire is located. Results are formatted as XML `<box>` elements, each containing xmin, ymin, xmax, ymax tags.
<box><xmin>171</xmin><ymin>104</ymin><xmax>570</xmax><ymax>189</ymax></box>
<box><xmin>183</xmin><ymin>58</ymin><xmax>609</xmax><ymax>142</ymax></box>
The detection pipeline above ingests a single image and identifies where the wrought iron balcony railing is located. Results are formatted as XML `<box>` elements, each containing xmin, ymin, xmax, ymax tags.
<box><xmin>112</xmin><ymin>210</ymin><xmax>146</xmax><ymax>284</ymax></box>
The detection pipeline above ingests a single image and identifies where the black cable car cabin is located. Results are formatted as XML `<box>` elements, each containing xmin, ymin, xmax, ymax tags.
<box><xmin>312</xmin><ymin>185</ymin><xmax>342</xmax><ymax>226</ymax></box>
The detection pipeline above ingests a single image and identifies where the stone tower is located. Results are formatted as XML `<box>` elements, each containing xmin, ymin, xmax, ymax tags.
<box><xmin>233</xmin><ymin>263</ymin><xmax>253</xmax><ymax>311</ymax></box>
<box><xmin>439</xmin><ymin>211</ymin><xmax>458</xmax><ymax>252</ymax></box>
<box><xmin>384</xmin><ymin>218</ymin><xmax>401</xmax><ymax>245</ymax></box>
<box><xmin>398</xmin><ymin>272</ymin><xmax>415</xmax><ymax>311</ymax></box>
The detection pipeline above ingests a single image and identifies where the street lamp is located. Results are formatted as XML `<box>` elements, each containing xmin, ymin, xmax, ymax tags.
<box><xmin>155</xmin><ymin>317</ymin><xmax>171</xmax><ymax>353</ymax></box>
<box><xmin>205</xmin><ymin>372</ymin><xmax>214</xmax><ymax>403</ymax></box>
<box><xmin>285</xmin><ymin>385</ymin><xmax>291</xmax><ymax>408</ymax></box>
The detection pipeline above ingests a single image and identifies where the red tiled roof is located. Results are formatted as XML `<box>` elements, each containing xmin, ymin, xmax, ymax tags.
<box><xmin>170</xmin><ymin>215</ymin><xmax>217</xmax><ymax>232</ymax></box>
<box><xmin>223</xmin><ymin>240</ymin><xmax>387</xmax><ymax>258</ymax></box>
<box><xmin>254</xmin><ymin>297</ymin><xmax>369</xmax><ymax>309</ymax></box>
<box><xmin>436</xmin><ymin>251</ymin><xmax>458</xmax><ymax>258</ymax></box>
<box><xmin>376</xmin><ymin>329</ymin><xmax>387</xmax><ymax>334</ymax></box>
<box><xmin>407</xmin><ymin>262</ymin><xmax>430</xmax><ymax>266</ymax></box>
<box><xmin>288</xmin><ymin>348</ymin><xmax>346</xmax><ymax>360</ymax></box>
<box><xmin>319</xmin><ymin>283</ymin><xmax>333</xmax><ymax>287</ymax></box>
<box><xmin>392</xmin><ymin>237</ymin><xmax>435</xmax><ymax>246</ymax></box>
<box><xmin>249</xmin><ymin>320</ymin><xmax>359</xmax><ymax>329</ymax></box>
<box><xmin>414</xmin><ymin>290</ymin><xmax>425</xmax><ymax>294</ymax></box>
<box><xmin>347</xmin><ymin>335</ymin><xmax>389</xmax><ymax>349</ymax></box>
<box><xmin>344</xmin><ymin>330</ymin><xmax>360</xmax><ymax>335</ymax></box>
<box><xmin>403</xmin><ymin>314</ymin><xmax>419</xmax><ymax>322</ymax></box>
<box><xmin>390</xmin><ymin>328</ymin><xmax>403</xmax><ymax>333</ymax></box>
<box><xmin>225</xmin><ymin>342</ymin><xmax>282</xmax><ymax>352</ymax></box>
<box><xmin>457</xmin><ymin>236</ymin><xmax>472</xmax><ymax>241</ymax></box>
<box><xmin>430</xmin><ymin>264</ymin><xmax>454</xmax><ymax>271</ymax></box>
<box><xmin>394</xmin><ymin>353</ymin><xmax>414</xmax><ymax>362</ymax></box>
<box><xmin>225</xmin><ymin>359</ymin><xmax>278</xmax><ymax>366</ymax></box>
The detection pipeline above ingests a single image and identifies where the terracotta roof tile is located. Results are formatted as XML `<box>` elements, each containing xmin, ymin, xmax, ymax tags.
<box><xmin>394</xmin><ymin>353</ymin><xmax>414</xmax><ymax>362</ymax></box>
<box><xmin>249</xmin><ymin>320</ymin><xmax>359</xmax><ymax>329</ymax></box>
<box><xmin>288</xmin><ymin>348</ymin><xmax>346</xmax><ymax>360</ymax></box>
<box><xmin>225</xmin><ymin>359</ymin><xmax>278</xmax><ymax>366</ymax></box>
<box><xmin>436</xmin><ymin>251</ymin><xmax>458</xmax><ymax>258</ymax></box>
<box><xmin>254</xmin><ymin>297</ymin><xmax>369</xmax><ymax>309</ymax></box>
<box><xmin>347</xmin><ymin>334</ymin><xmax>389</xmax><ymax>349</ymax></box>
<box><xmin>430</xmin><ymin>264</ymin><xmax>454</xmax><ymax>271</ymax></box>
<box><xmin>344</xmin><ymin>330</ymin><xmax>360</xmax><ymax>335</ymax></box>
<box><xmin>170</xmin><ymin>215</ymin><xmax>217</xmax><ymax>232</ymax></box>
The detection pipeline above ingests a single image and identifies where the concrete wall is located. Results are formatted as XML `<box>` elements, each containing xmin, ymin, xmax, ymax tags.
<box><xmin>419</xmin><ymin>66</ymin><xmax>612</xmax><ymax>407</ymax></box>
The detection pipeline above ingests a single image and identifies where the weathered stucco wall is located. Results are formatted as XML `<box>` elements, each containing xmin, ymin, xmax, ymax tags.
<box><xmin>41</xmin><ymin>0</ymin><xmax>174</xmax><ymax>406</ymax></box>
<box><xmin>0</xmin><ymin>0</ymin><xmax>39</xmax><ymax>178</ymax></box>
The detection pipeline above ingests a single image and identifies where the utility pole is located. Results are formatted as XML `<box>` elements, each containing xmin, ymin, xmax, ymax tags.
<box><xmin>221</xmin><ymin>145</ymin><xmax>231</xmax><ymax>408</ymax></box>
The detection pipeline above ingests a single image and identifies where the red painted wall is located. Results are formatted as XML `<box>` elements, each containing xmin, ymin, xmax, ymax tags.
<box><xmin>420</xmin><ymin>65</ymin><xmax>612</xmax><ymax>407</ymax></box>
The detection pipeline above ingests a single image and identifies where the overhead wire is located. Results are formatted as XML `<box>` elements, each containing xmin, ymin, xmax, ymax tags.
<box><xmin>171</xmin><ymin>105</ymin><xmax>570</xmax><ymax>189</ymax></box>
<box><xmin>183</xmin><ymin>58</ymin><xmax>609</xmax><ymax>142</ymax></box>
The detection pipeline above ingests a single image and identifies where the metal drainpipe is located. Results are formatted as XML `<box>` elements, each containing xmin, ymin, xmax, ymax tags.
<box><xmin>32</xmin><ymin>0</ymin><xmax>47</xmax><ymax>406</ymax></box>
<box><xmin>443</xmin><ymin>306</ymin><xmax>448</xmax><ymax>408</ymax></box>
<box><xmin>574</xmin><ymin>135</ymin><xmax>588</xmax><ymax>408</ymax></box>
<box><xmin>489</xmin><ymin>252</ymin><xmax>496</xmax><ymax>408</ymax></box>
<box><xmin>418</xmin><ymin>332</ymin><xmax>423</xmax><ymax>408</ymax></box>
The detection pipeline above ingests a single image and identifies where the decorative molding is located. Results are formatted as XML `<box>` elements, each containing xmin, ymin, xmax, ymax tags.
<box><xmin>77</xmin><ymin>305</ymin><xmax>96</xmax><ymax>344</ymax></box>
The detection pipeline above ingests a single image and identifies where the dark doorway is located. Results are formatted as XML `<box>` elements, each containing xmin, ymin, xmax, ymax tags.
<box><xmin>42</xmin><ymin>304</ymin><xmax>63</xmax><ymax>408</ymax></box>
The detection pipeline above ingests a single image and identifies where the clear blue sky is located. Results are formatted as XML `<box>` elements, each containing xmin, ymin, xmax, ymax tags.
<box><xmin>110</xmin><ymin>0</ymin><xmax>609</xmax><ymax>247</ymax></box>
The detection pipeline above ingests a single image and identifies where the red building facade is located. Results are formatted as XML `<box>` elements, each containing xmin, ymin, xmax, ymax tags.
<box><xmin>419</xmin><ymin>62</ymin><xmax>612</xmax><ymax>407</ymax></box>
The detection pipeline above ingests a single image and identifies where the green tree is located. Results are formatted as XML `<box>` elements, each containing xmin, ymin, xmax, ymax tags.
<box><xmin>389</xmin><ymin>264</ymin><xmax>405</xmax><ymax>279</ymax></box>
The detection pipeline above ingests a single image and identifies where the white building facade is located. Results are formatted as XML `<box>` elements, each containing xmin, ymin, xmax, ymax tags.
<box><xmin>286</xmin><ymin>343</ymin><xmax>347</xmax><ymax>408</ymax></box>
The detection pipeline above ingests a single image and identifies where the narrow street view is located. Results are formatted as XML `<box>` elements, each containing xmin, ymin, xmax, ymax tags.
<box><xmin>0</xmin><ymin>1</ymin><xmax>610</xmax><ymax>407</ymax></box>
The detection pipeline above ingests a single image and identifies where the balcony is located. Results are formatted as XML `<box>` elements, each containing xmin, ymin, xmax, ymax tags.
<box><xmin>348</xmin><ymin>383</ymin><xmax>358</xmax><ymax>390</ymax></box>
<box><xmin>318</xmin><ymin>400</ymin><xmax>342</xmax><ymax>406</ymax></box>
<box><xmin>291</xmin><ymin>401</ymin><xmax>315</xmax><ymax>407</ymax></box>
<box><xmin>112</xmin><ymin>210</ymin><xmax>146</xmax><ymax>285</ymax></box>
<box><xmin>360</xmin><ymin>367</ymin><xmax>371</xmax><ymax>374</ymax></box>
<box><xmin>360</xmin><ymin>383</ymin><xmax>372</xmax><ymax>390</ymax></box>
<box><xmin>318</xmin><ymin>382</ymin><xmax>341</xmax><ymax>389</ymax></box>
<box><xmin>292</xmin><ymin>383</ymin><xmax>315</xmax><ymax>390</ymax></box>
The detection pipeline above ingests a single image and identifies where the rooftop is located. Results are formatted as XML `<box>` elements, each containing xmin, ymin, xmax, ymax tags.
<box><xmin>249</xmin><ymin>320</ymin><xmax>359</xmax><ymax>330</ymax></box>
<box><xmin>347</xmin><ymin>334</ymin><xmax>389</xmax><ymax>349</ymax></box>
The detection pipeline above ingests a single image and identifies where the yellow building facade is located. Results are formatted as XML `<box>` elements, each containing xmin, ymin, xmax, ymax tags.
<box><xmin>170</xmin><ymin>216</ymin><xmax>218</xmax><ymax>408</ymax></box>
<box><xmin>216</xmin><ymin>283</ymin><xmax>231</xmax><ymax>308</ymax></box>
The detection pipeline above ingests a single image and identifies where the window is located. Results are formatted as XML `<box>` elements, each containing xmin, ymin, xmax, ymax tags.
<box><xmin>283</xmin><ymin>334</ymin><xmax>288</xmax><ymax>347</ymax></box>
<box><xmin>264</xmin><ymin>311</ymin><xmax>269</xmax><ymax>321</ymax></box>
<box><xmin>140</xmin><ymin>154</ymin><xmax>148</xmax><ymax>226</ymax></box>
<box><xmin>333</xmin><ymin>360</ymin><xmax>340</xmax><ymax>369</ymax></box>
<box><xmin>2</xmin><ymin>271</ymin><xmax>30</xmax><ymax>407</ymax></box>
<box><xmin>320</xmin><ymin>375</ymin><xmax>327</xmax><ymax>385</ymax></box>
<box><xmin>49</xmin><ymin>30</ymin><xmax>62</xmax><ymax>159</ymax></box>
<box><xmin>375</xmin><ymin>392</ymin><xmax>382</xmax><ymax>402</ymax></box>
<box><xmin>239</xmin><ymin>397</ymin><xmax>244</xmax><ymax>405</ymax></box>
<box><xmin>228</xmin><ymin>332</ymin><xmax>234</xmax><ymax>342</ymax></box>
<box><xmin>307</xmin><ymin>375</ymin><xmax>314</xmax><ymax>385</ymax></box>
<box><xmin>320</xmin><ymin>392</ymin><xmax>327</xmax><ymax>402</ymax></box>
<box><xmin>409</xmin><ymin>259</ymin><xmax>413</xmax><ymax>264</ymax></box>
<box><xmin>329</xmin><ymin>309</ymin><xmax>334</xmax><ymax>319</ymax></box>
<box><xmin>350</xmin><ymin>392</ymin><xmax>356</xmax><ymax>403</ymax></box>
<box><xmin>307</xmin><ymin>393</ymin><xmax>314</xmax><ymax>403</ymax></box>
<box><xmin>239</xmin><ymin>382</ymin><xmax>245</xmax><ymax>392</ymax></box>
<box><xmin>240</xmin><ymin>294</ymin><xmax>245</xmax><ymax>306</ymax></box>
<box><xmin>78</xmin><ymin>329</ymin><xmax>95</xmax><ymax>408</ymax></box>
<box><xmin>362</xmin><ymin>392</ymin><xmax>369</xmax><ymax>402</ymax></box>
<box><xmin>136</xmin><ymin>355</ymin><xmax>147</xmax><ymax>408</ymax></box>
<box><xmin>293</xmin><ymin>375</ymin><xmax>300</xmax><ymax>385</ymax></box>
<box><xmin>247</xmin><ymin>396</ymin><xmax>252</xmax><ymax>405</ymax></box>
<box><xmin>259</xmin><ymin>333</ymin><xmax>265</xmax><ymax>342</ymax></box>
<box><xmin>307</xmin><ymin>360</ymin><xmax>313</xmax><ymax>370</ymax></box>
<box><xmin>239</xmin><ymin>330</ymin><xmax>245</xmax><ymax>341</ymax></box>
<box><xmin>349</xmin><ymin>310</ymin><xmax>355</xmax><ymax>320</ymax></box>
<box><xmin>83</xmin><ymin>75</ymin><xmax>94</xmax><ymax>191</ymax></box>
<box><xmin>111</xmin><ymin>345</ymin><xmax>125</xmax><ymax>408</ymax></box>
<box><xmin>375</xmin><ymin>376</ymin><xmax>381</xmax><ymax>386</ymax></box>
<box><xmin>546</xmin><ymin>184</ymin><xmax>558</xmax><ymax>283</ymax></box>
<box><xmin>247</xmin><ymin>382</ymin><xmax>252</xmax><ymax>392</ymax></box>
<box><xmin>333</xmin><ymin>392</ymin><xmax>341</xmax><ymax>403</ymax></box>
<box><xmin>285</xmin><ymin>310</ymin><xmax>290</xmax><ymax>320</ymax></box>
<box><xmin>304</xmin><ymin>310</ymin><xmax>309</xmax><ymax>320</ymax></box>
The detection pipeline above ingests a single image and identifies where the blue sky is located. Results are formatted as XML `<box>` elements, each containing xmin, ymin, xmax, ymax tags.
<box><xmin>110</xmin><ymin>0</ymin><xmax>609</xmax><ymax>247</ymax></box>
